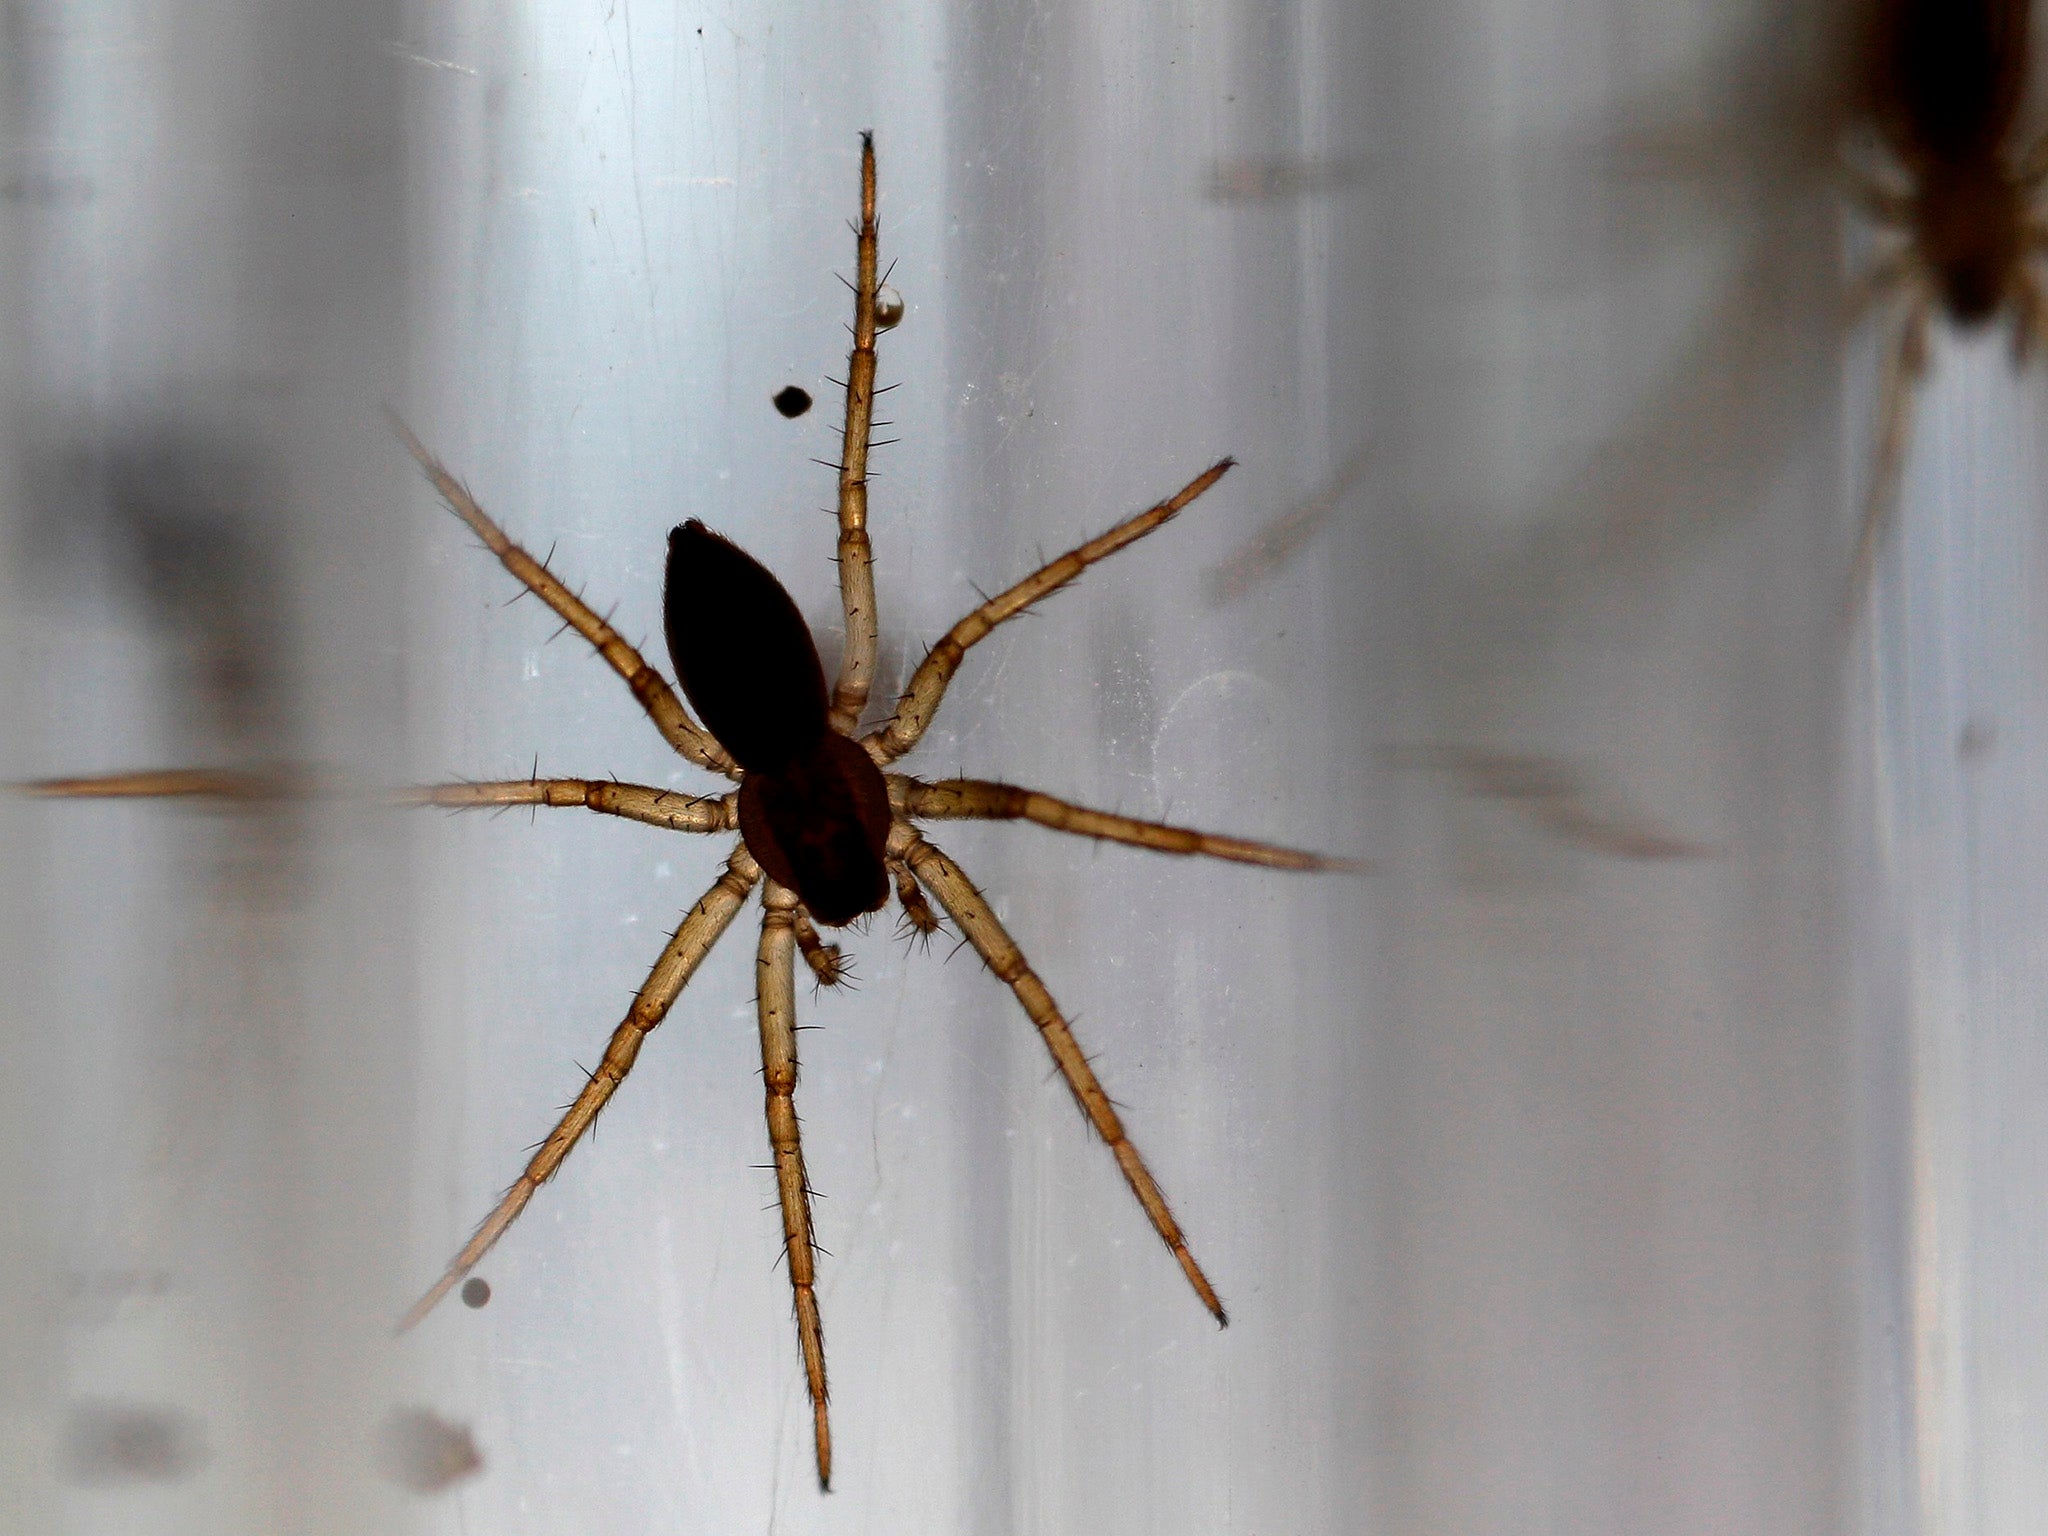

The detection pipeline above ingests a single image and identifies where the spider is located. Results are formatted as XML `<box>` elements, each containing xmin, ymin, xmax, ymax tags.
<box><xmin>18</xmin><ymin>136</ymin><xmax>1355</xmax><ymax>1491</ymax></box>
<box><xmin>379</xmin><ymin>136</ymin><xmax>1356</xmax><ymax>1489</ymax></box>
<box><xmin>1838</xmin><ymin>0</ymin><xmax>2048</xmax><ymax>593</ymax></box>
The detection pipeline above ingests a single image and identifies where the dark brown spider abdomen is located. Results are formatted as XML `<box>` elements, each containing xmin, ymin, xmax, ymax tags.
<box><xmin>665</xmin><ymin>520</ymin><xmax>830</xmax><ymax>769</ymax></box>
<box><xmin>665</xmin><ymin>518</ymin><xmax>891</xmax><ymax>926</ymax></box>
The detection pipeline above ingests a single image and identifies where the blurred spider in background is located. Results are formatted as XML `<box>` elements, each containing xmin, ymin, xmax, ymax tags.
<box><xmin>1844</xmin><ymin>0</ymin><xmax>2048</xmax><ymax>592</ymax></box>
<box><xmin>1203</xmin><ymin>0</ymin><xmax>2048</xmax><ymax>614</ymax></box>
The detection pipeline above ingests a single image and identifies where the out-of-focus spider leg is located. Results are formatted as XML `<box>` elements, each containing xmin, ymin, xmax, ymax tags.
<box><xmin>1839</xmin><ymin>161</ymin><xmax>1915</xmax><ymax>228</ymax></box>
<box><xmin>400</xmin><ymin>848</ymin><xmax>760</xmax><ymax>1332</ymax></box>
<box><xmin>386</xmin><ymin>412</ymin><xmax>738</xmax><ymax>779</ymax></box>
<box><xmin>895</xmin><ymin>776</ymin><xmax>1367</xmax><ymax>873</ymax></box>
<box><xmin>2012</xmin><ymin>270</ymin><xmax>2048</xmax><ymax>364</ymax></box>
<box><xmin>1204</xmin><ymin>450</ymin><xmax>1369</xmax><ymax>605</ymax></box>
<box><xmin>827</xmin><ymin>134</ymin><xmax>882</xmax><ymax>737</ymax></box>
<box><xmin>790</xmin><ymin>907</ymin><xmax>849</xmax><ymax>987</ymax></box>
<box><xmin>401</xmin><ymin>778</ymin><xmax>736</xmax><ymax>834</ymax></box>
<box><xmin>13</xmin><ymin>768</ymin><xmax>292</xmax><ymax>800</ymax></box>
<box><xmin>890</xmin><ymin>823</ymin><xmax>1227</xmax><ymax>1324</ymax></box>
<box><xmin>2018</xmin><ymin>267</ymin><xmax>2048</xmax><ymax>360</ymax></box>
<box><xmin>1843</xmin><ymin>244</ymin><xmax>1916</xmax><ymax>326</ymax></box>
<box><xmin>869</xmin><ymin>459</ymin><xmax>1235</xmax><ymax>764</ymax></box>
<box><xmin>757</xmin><ymin>880</ymin><xmax>832</xmax><ymax>1490</ymax></box>
<box><xmin>1848</xmin><ymin>296</ymin><xmax>1931</xmax><ymax>605</ymax></box>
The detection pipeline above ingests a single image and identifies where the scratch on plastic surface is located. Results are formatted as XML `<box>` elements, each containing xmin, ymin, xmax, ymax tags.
<box><xmin>380</xmin><ymin>41</ymin><xmax>477</xmax><ymax>76</ymax></box>
<box><xmin>604</xmin><ymin>0</ymin><xmax>659</xmax><ymax>312</ymax></box>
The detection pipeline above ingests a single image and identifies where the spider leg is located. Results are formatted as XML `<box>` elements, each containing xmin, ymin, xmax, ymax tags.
<box><xmin>827</xmin><ymin>133</ymin><xmax>882</xmax><ymax>737</ymax></box>
<box><xmin>400</xmin><ymin>848</ymin><xmax>759</xmax><ymax>1332</ymax></box>
<box><xmin>757</xmin><ymin>881</ymin><xmax>833</xmax><ymax>1490</ymax></box>
<box><xmin>791</xmin><ymin>907</ymin><xmax>850</xmax><ymax>987</ymax></box>
<box><xmin>889</xmin><ymin>859</ymin><xmax>942</xmax><ymax>937</ymax></box>
<box><xmin>1846</xmin><ymin>293</ymin><xmax>1931</xmax><ymax>609</ymax></box>
<box><xmin>1204</xmin><ymin>449</ymin><xmax>1369</xmax><ymax>604</ymax></box>
<box><xmin>12</xmin><ymin>767</ymin><xmax>295</xmax><ymax>800</ymax></box>
<box><xmin>402</xmin><ymin>778</ymin><xmax>736</xmax><ymax>834</ymax></box>
<box><xmin>1843</xmin><ymin>241</ymin><xmax>1916</xmax><ymax>330</ymax></box>
<box><xmin>1838</xmin><ymin>160</ymin><xmax>1914</xmax><ymax>228</ymax></box>
<box><xmin>868</xmin><ymin>459</ymin><xmax>1235</xmax><ymax>764</ymax></box>
<box><xmin>891</xmin><ymin>824</ymin><xmax>1226</xmax><ymax>1324</ymax></box>
<box><xmin>385</xmin><ymin>411</ymin><xmax>738</xmax><ymax>779</ymax></box>
<box><xmin>895</xmin><ymin>775</ymin><xmax>1367</xmax><ymax>873</ymax></box>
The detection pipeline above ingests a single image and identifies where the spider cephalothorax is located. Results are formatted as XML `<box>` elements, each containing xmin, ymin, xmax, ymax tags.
<box><xmin>23</xmin><ymin>135</ymin><xmax>1359</xmax><ymax>1492</ymax></box>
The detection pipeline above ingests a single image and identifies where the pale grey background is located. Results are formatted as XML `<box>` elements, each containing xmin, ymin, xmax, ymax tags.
<box><xmin>5</xmin><ymin>0</ymin><xmax>2043</xmax><ymax>1532</ymax></box>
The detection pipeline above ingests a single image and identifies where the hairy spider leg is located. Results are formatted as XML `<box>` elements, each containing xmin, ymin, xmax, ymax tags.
<box><xmin>868</xmin><ymin>457</ymin><xmax>1235</xmax><ymax>764</ymax></box>
<box><xmin>757</xmin><ymin>880</ymin><xmax>832</xmax><ymax>1489</ymax></box>
<box><xmin>403</xmin><ymin>778</ymin><xmax>736</xmax><ymax>833</ymax></box>
<box><xmin>895</xmin><ymin>776</ymin><xmax>1368</xmax><ymax>872</ymax></box>
<box><xmin>889</xmin><ymin>859</ymin><xmax>941</xmax><ymax>936</ymax></box>
<box><xmin>790</xmin><ymin>907</ymin><xmax>850</xmax><ymax>987</ymax></box>
<box><xmin>890</xmin><ymin>824</ymin><xmax>1227</xmax><ymax>1323</ymax></box>
<box><xmin>828</xmin><ymin>133</ymin><xmax>882</xmax><ymax>736</ymax></box>
<box><xmin>400</xmin><ymin>849</ymin><xmax>760</xmax><ymax>1332</ymax></box>
<box><xmin>386</xmin><ymin>410</ymin><xmax>738</xmax><ymax>779</ymax></box>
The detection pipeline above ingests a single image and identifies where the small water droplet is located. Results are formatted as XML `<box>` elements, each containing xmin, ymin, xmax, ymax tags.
<box><xmin>460</xmin><ymin>1277</ymin><xmax>491</xmax><ymax>1309</ymax></box>
<box><xmin>772</xmin><ymin>384</ymin><xmax>813</xmax><ymax>418</ymax></box>
<box><xmin>875</xmin><ymin>284</ymin><xmax>905</xmax><ymax>330</ymax></box>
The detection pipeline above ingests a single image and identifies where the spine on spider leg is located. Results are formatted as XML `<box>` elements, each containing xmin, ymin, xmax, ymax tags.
<box><xmin>829</xmin><ymin>132</ymin><xmax>882</xmax><ymax>735</ymax></box>
<box><xmin>11</xmin><ymin>767</ymin><xmax>294</xmax><ymax>800</ymax></box>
